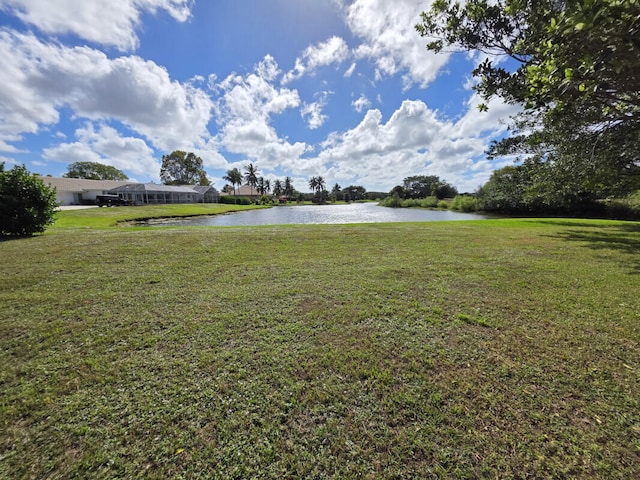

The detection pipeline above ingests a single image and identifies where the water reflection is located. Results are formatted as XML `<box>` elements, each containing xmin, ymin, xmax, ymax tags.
<box><xmin>150</xmin><ymin>203</ymin><xmax>489</xmax><ymax>227</ymax></box>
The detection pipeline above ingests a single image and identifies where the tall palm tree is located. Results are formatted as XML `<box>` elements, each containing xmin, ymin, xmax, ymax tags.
<box><xmin>308</xmin><ymin>176</ymin><xmax>318</xmax><ymax>193</ymax></box>
<box><xmin>273</xmin><ymin>179</ymin><xmax>283</xmax><ymax>197</ymax></box>
<box><xmin>264</xmin><ymin>179</ymin><xmax>271</xmax><ymax>195</ymax></box>
<box><xmin>316</xmin><ymin>176</ymin><xmax>326</xmax><ymax>193</ymax></box>
<box><xmin>331</xmin><ymin>183</ymin><xmax>342</xmax><ymax>201</ymax></box>
<box><xmin>244</xmin><ymin>163</ymin><xmax>259</xmax><ymax>197</ymax></box>
<box><xmin>257</xmin><ymin>177</ymin><xmax>266</xmax><ymax>195</ymax></box>
<box><xmin>283</xmin><ymin>176</ymin><xmax>293</xmax><ymax>197</ymax></box>
<box><xmin>223</xmin><ymin>167</ymin><xmax>242</xmax><ymax>195</ymax></box>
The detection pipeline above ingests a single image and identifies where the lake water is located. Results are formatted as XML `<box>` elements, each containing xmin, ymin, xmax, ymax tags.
<box><xmin>149</xmin><ymin>202</ymin><xmax>490</xmax><ymax>227</ymax></box>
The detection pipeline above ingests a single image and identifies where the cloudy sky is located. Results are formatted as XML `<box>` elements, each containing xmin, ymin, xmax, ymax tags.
<box><xmin>0</xmin><ymin>0</ymin><xmax>520</xmax><ymax>193</ymax></box>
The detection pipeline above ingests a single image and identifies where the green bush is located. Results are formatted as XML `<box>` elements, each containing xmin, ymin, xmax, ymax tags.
<box><xmin>0</xmin><ymin>164</ymin><xmax>57</xmax><ymax>236</ymax></box>
<box><xmin>437</xmin><ymin>200</ymin><xmax>449</xmax><ymax>209</ymax></box>
<box><xmin>599</xmin><ymin>191</ymin><xmax>640</xmax><ymax>220</ymax></box>
<box><xmin>402</xmin><ymin>198</ymin><xmax>422</xmax><ymax>208</ymax></box>
<box><xmin>421</xmin><ymin>196</ymin><xmax>438</xmax><ymax>208</ymax></box>
<box><xmin>220</xmin><ymin>196</ymin><xmax>251</xmax><ymax>205</ymax></box>
<box><xmin>450</xmin><ymin>195</ymin><xmax>478</xmax><ymax>212</ymax></box>
<box><xmin>380</xmin><ymin>193</ymin><xmax>402</xmax><ymax>208</ymax></box>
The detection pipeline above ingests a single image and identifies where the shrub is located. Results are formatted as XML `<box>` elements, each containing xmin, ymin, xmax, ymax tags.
<box><xmin>437</xmin><ymin>200</ymin><xmax>449</xmax><ymax>209</ymax></box>
<box><xmin>403</xmin><ymin>198</ymin><xmax>422</xmax><ymax>208</ymax></box>
<box><xmin>450</xmin><ymin>195</ymin><xmax>478</xmax><ymax>212</ymax></box>
<box><xmin>421</xmin><ymin>196</ymin><xmax>438</xmax><ymax>208</ymax></box>
<box><xmin>220</xmin><ymin>196</ymin><xmax>251</xmax><ymax>205</ymax></box>
<box><xmin>0</xmin><ymin>164</ymin><xmax>57</xmax><ymax>236</ymax></box>
<box><xmin>599</xmin><ymin>191</ymin><xmax>640</xmax><ymax>220</ymax></box>
<box><xmin>380</xmin><ymin>192</ymin><xmax>402</xmax><ymax>208</ymax></box>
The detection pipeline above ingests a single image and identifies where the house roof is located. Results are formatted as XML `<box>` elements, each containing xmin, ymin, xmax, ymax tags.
<box><xmin>220</xmin><ymin>184</ymin><xmax>260</xmax><ymax>196</ymax></box>
<box><xmin>38</xmin><ymin>176</ymin><xmax>131</xmax><ymax>192</ymax></box>
<box><xmin>193</xmin><ymin>185</ymin><xmax>219</xmax><ymax>194</ymax></box>
<box><xmin>110</xmin><ymin>183</ymin><xmax>200</xmax><ymax>194</ymax></box>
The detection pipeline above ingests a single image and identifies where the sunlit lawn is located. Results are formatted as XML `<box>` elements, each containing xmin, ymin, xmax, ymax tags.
<box><xmin>1</xmin><ymin>211</ymin><xmax>639</xmax><ymax>478</ymax></box>
<box><xmin>53</xmin><ymin>203</ymin><xmax>267</xmax><ymax>229</ymax></box>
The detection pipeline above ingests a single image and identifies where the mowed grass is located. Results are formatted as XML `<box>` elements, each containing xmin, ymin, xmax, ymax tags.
<box><xmin>53</xmin><ymin>203</ymin><xmax>267</xmax><ymax>229</ymax></box>
<box><xmin>1</xmin><ymin>213</ymin><xmax>639</xmax><ymax>478</ymax></box>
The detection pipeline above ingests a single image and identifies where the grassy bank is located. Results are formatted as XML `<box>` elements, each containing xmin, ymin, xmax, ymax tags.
<box><xmin>53</xmin><ymin>203</ymin><xmax>267</xmax><ymax>229</ymax></box>
<box><xmin>1</xmin><ymin>215</ymin><xmax>639</xmax><ymax>478</ymax></box>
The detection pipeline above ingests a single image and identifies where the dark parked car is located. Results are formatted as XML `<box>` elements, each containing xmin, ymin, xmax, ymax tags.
<box><xmin>96</xmin><ymin>194</ymin><xmax>127</xmax><ymax>207</ymax></box>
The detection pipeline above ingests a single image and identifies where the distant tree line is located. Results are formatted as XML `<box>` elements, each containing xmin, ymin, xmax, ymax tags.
<box><xmin>223</xmin><ymin>164</ymin><xmax>296</xmax><ymax>200</ymax></box>
<box><xmin>221</xmin><ymin>168</ymin><xmax>379</xmax><ymax>205</ymax></box>
<box><xmin>308</xmin><ymin>177</ymin><xmax>373</xmax><ymax>204</ymax></box>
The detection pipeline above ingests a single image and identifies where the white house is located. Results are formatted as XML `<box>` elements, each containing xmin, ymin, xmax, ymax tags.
<box><xmin>39</xmin><ymin>176</ymin><xmax>131</xmax><ymax>206</ymax></box>
<box><xmin>109</xmin><ymin>183</ymin><xmax>219</xmax><ymax>205</ymax></box>
<box><xmin>219</xmin><ymin>184</ymin><xmax>261</xmax><ymax>201</ymax></box>
<box><xmin>39</xmin><ymin>177</ymin><xmax>220</xmax><ymax>206</ymax></box>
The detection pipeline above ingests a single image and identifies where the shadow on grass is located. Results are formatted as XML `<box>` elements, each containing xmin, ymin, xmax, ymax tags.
<box><xmin>546</xmin><ymin>222</ymin><xmax>640</xmax><ymax>274</ymax></box>
<box><xmin>0</xmin><ymin>234</ymin><xmax>40</xmax><ymax>242</ymax></box>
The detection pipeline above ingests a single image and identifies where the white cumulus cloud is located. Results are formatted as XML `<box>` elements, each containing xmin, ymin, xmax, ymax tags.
<box><xmin>308</xmin><ymin>96</ymin><xmax>518</xmax><ymax>192</ymax></box>
<box><xmin>43</xmin><ymin>123</ymin><xmax>160</xmax><ymax>178</ymax></box>
<box><xmin>0</xmin><ymin>29</ymin><xmax>213</xmax><ymax>154</ymax></box>
<box><xmin>283</xmin><ymin>36</ymin><xmax>350</xmax><ymax>84</ymax></box>
<box><xmin>352</xmin><ymin>95</ymin><xmax>371</xmax><ymax>113</ymax></box>
<box><xmin>344</xmin><ymin>0</ymin><xmax>449</xmax><ymax>89</ymax></box>
<box><xmin>213</xmin><ymin>56</ymin><xmax>308</xmax><ymax>169</ymax></box>
<box><xmin>301</xmin><ymin>91</ymin><xmax>333</xmax><ymax>130</ymax></box>
<box><xmin>0</xmin><ymin>0</ymin><xmax>192</xmax><ymax>51</ymax></box>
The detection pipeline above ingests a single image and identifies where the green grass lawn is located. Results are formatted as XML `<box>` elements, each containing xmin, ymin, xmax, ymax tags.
<box><xmin>53</xmin><ymin>203</ymin><xmax>267</xmax><ymax>229</ymax></box>
<box><xmin>1</xmin><ymin>211</ymin><xmax>639</xmax><ymax>478</ymax></box>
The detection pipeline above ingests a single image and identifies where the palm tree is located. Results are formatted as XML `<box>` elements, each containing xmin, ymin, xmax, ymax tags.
<box><xmin>331</xmin><ymin>183</ymin><xmax>342</xmax><ymax>201</ymax></box>
<box><xmin>283</xmin><ymin>176</ymin><xmax>293</xmax><ymax>197</ymax></box>
<box><xmin>308</xmin><ymin>176</ymin><xmax>318</xmax><ymax>193</ymax></box>
<box><xmin>316</xmin><ymin>176</ymin><xmax>326</xmax><ymax>193</ymax></box>
<box><xmin>223</xmin><ymin>167</ymin><xmax>242</xmax><ymax>195</ymax></box>
<box><xmin>264</xmin><ymin>179</ymin><xmax>271</xmax><ymax>195</ymax></box>
<box><xmin>244</xmin><ymin>163</ymin><xmax>259</xmax><ymax>197</ymax></box>
<box><xmin>273</xmin><ymin>179</ymin><xmax>283</xmax><ymax>197</ymax></box>
<box><xmin>257</xmin><ymin>177</ymin><xmax>266</xmax><ymax>195</ymax></box>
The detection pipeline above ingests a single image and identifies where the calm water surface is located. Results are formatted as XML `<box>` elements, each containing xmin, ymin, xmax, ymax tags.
<box><xmin>151</xmin><ymin>203</ymin><xmax>489</xmax><ymax>227</ymax></box>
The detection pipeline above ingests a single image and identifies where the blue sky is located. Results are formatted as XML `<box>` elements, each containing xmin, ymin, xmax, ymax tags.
<box><xmin>0</xmin><ymin>0</ymin><xmax>519</xmax><ymax>193</ymax></box>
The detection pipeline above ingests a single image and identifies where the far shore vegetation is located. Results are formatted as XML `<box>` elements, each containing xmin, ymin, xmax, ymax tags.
<box><xmin>1</xmin><ymin>207</ymin><xmax>639</xmax><ymax>478</ymax></box>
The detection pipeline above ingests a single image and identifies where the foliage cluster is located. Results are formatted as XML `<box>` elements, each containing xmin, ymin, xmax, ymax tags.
<box><xmin>417</xmin><ymin>0</ymin><xmax>640</xmax><ymax>215</ymax></box>
<box><xmin>222</xmin><ymin>168</ymin><xmax>242</xmax><ymax>195</ymax></box>
<box><xmin>599</xmin><ymin>194</ymin><xmax>640</xmax><ymax>220</ymax></box>
<box><xmin>0</xmin><ymin>164</ymin><xmax>57</xmax><ymax>237</ymax></box>
<box><xmin>477</xmin><ymin>162</ymin><xmax>640</xmax><ymax>218</ymax></box>
<box><xmin>341</xmin><ymin>185</ymin><xmax>368</xmax><ymax>202</ymax></box>
<box><xmin>63</xmin><ymin>161</ymin><xmax>129</xmax><ymax>181</ymax></box>
<box><xmin>450</xmin><ymin>195</ymin><xmax>478</xmax><ymax>212</ymax></box>
<box><xmin>223</xmin><ymin>166</ymin><xmax>296</xmax><ymax>201</ymax></box>
<box><xmin>380</xmin><ymin>194</ymin><xmax>448</xmax><ymax>209</ymax></box>
<box><xmin>219</xmin><ymin>196</ymin><xmax>252</xmax><ymax>205</ymax></box>
<box><xmin>389</xmin><ymin>175</ymin><xmax>458</xmax><ymax>200</ymax></box>
<box><xmin>243</xmin><ymin>163</ymin><xmax>259</xmax><ymax>195</ymax></box>
<box><xmin>160</xmin><ymin>151</ymin><xmax>209</xmax><ymax>186</ymax></box>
